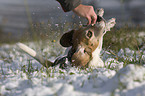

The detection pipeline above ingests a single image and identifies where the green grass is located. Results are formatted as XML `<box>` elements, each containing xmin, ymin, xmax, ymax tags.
<box><xmin>24</xmin><ymin>23</ymin><xmax>145</xmax><ymax>53</ymax></box>
<box><xmin>0</xmin><ymin>23</ymin><xmax>144</xmax><ymax>75</ymax></box>
<box><xmin>103</xmin><ymin>25</ymin><xmax>145</xmax><ymax>51</ymax></box>
<box><xmin>0</xmin><ymin>22</ymin><xmax>144</xmax><ymax>51</ymax></box>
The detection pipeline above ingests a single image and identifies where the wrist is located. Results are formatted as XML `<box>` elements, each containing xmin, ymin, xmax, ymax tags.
<box><xmin>72</xmin><ymin>4</ymin><xmax>82</xmax><ymax>12</ymax></box>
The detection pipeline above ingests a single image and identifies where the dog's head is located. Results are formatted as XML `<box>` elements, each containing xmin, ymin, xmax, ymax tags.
<box><xmin>60</xmin><ymin>8</ymin><xmax>116</xmax><ymax>67</ymax></box>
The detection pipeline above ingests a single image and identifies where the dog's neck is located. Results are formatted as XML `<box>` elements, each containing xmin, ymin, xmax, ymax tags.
<box><xmin>88</xmin><ymin>36</ymin><xmax>104</xmax><ymax>67</ymax></box>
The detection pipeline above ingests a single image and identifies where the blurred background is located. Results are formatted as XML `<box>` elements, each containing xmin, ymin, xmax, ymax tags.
<box><xmin>0</xmin><ymin>0</ymin><xmax>145</xmax><ymax>44</ymax></box>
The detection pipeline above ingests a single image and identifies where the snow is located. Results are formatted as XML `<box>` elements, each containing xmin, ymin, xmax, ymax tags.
<box><xmin>0</xmin><ymin>42</ymin><xmax>145</xmax><ymax>96</ymax></box>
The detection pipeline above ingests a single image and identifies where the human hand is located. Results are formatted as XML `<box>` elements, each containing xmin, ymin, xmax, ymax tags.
<box><xmin>72</xmin><ymin>4</ymin><xmax>97</xmax><ymax>25</ymax></box>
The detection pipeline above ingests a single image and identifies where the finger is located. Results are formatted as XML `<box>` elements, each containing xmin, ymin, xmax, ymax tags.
<box><xmin>86</xmin><ymin>16</ymin><xmax>91</xmax><ymax>25</ymax></box>
<box><xmin>91</xmin><ymin>14</ymin><xmax>97</xmax><ymax>25</ymax></box>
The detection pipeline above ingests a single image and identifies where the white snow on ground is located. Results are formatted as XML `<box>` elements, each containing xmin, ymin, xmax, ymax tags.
<box><xmin>0</xmin><ymin>41</ymin><xmax>145</xmax><ymax>96</ymax></box>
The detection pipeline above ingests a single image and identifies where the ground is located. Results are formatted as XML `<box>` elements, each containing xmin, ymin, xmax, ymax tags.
<box><xmin>0</xmin><ymin>41</ymin><xmax>144</xmax><ymax>96</ymax></box>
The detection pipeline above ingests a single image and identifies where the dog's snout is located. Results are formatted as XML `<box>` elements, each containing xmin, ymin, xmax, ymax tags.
<box><xmin>86</xmin><ymin>30</ymin><xmax>93</xmax><ymax>39</ymax></box>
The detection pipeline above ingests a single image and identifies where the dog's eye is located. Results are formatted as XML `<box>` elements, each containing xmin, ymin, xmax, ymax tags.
<box><xmin>86</xmin><ymin>31</ymin><xmax>92</xmax><ymax>39</ymax></box>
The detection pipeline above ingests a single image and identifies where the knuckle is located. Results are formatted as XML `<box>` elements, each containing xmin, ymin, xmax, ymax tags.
<box><xmin>89</xmin><ymin>6</ymin><xmax>93</xmax><ymax>9</ymax></box>
<box><xmin>87</xmin><ymin>6</ymin><xmax>93</xmax><ymax>11</ymax></box>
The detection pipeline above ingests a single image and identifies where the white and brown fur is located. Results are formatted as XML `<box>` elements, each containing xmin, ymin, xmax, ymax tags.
<box><xmin>17</xmin><ymin>8</ymin><xmax>116</xmax><ymax>69</ymax></box>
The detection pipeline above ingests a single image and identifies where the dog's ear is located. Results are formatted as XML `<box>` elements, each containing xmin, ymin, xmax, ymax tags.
<box><xmin>106</xmin><ymin>18</ymin><xmax>116</xmax><ymax>31</ymax></box>
<box><xmin>97</xmin><ymin>8</ymin><xmax>104</xmax><ymax>17</ymax></box>
<box><xmin>60</xmin><ymin>30</ymin><xmax>74</xmax><ymax>47</ymax></box>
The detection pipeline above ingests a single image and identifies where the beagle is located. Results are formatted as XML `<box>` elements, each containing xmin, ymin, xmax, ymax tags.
<box><xmin>17</xmin><ymin>8</ymin><xmax>116</xmax><ymax>69</ymax></box>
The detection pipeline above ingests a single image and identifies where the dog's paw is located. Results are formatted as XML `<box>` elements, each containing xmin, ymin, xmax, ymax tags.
<box><xmin>106</xmin><ymin>18</ymin><xmax>116</xmax><ymax>31</ymax></box>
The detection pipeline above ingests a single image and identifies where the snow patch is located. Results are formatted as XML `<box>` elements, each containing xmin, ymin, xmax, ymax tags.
<box><xmin>0</xmin><ymin>43</ymin><xmax>145</xmax><ymax>96</ymax></box>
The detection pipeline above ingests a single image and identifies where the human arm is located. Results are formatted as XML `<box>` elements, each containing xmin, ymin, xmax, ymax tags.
<box><xmin>56</xmin><ymin>0</ymin><xmax>97</xmax><ymax>25</ymax></box>
<box><xmin>56</xmin><ymin>0</ymin><xmax>81</xmax><ymax>12</ymax></box>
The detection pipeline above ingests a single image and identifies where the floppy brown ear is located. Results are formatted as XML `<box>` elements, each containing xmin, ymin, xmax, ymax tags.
<box><xmin>60</xmin><ymin>30</ymin><xmax>74</xmax><ymax>47</ymax></box>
